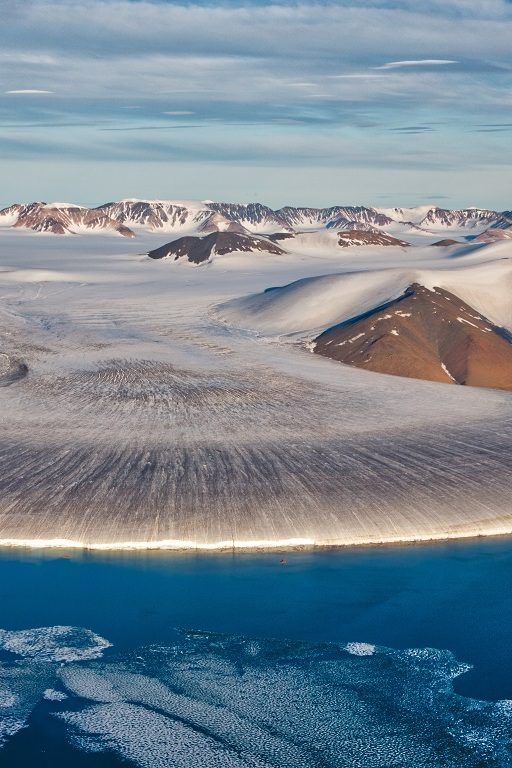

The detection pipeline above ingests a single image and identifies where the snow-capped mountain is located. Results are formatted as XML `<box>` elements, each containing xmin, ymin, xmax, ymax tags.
<box><xmin>1</xmin><ymin>198</ymin><xmax>510</xmax><ymax>241</ymax></box>
<box><xmin>0</xmin><ymin>201</ymin><xmax>135</xmax><ymax>237</ymax></box>
<box><xmin>205</xmin><ymin>203</ymin><xmax>396</xmax><ymax>232</ymax></box>
<box><xmin>221</xmin><ymin>204</ymin><xmax>397</xmax><ymax>232</ymax></box>
<box><xmin>375</xmin><ymin>206</ymin><xmax>435</xmax><ymax>225</ymax></box>
<box><xmin>416</xmin><ymin>207</ymin><xmax>505</xmax><ymax>230</ymax></box>
<box><xmin>324</xmin><ymin>207</ymin><xmax>396</xmax><ymax>230</ymax></box>
<box><xmin>94</xmin><ymin>199</ymin><xmax>212</xmax><ymax>233</ymax></box>
<box><xmin>487</xmin><ymin>212</ymin><xmax>512</xmax><ymax>229</ymax></box>
<box><xmin>196</xmin><ymin>211</ymin><xmax>251</xmax><ymax>235</ymax></box>
<box><xmin>207</xmin><ymin>202</ymin><xmax>290</xmax><ymax>232</ymax></box>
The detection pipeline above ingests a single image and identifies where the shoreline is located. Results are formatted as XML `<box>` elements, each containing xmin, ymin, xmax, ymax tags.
<box><xmin>0</xmin><ymin>524</ymin><xmax>511</xmax><ymax>554</ymax></box>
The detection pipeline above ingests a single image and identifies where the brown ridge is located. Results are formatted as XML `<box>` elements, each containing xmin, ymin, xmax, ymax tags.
<box><xmin>313</xmin><ymin>283</ymin><xmax>512</xmax><ymax>390</ymax></box>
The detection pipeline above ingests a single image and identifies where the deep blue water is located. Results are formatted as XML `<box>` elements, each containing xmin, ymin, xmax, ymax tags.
<box><xmin>0</xmin><ymin>538</ymin><xmax>511</xmax><ymax>766</ymax></box>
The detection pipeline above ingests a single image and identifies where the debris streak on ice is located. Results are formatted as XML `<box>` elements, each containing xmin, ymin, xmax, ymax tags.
<box><xmin>1</xmin><ymin>231</ymin><xmax>512</xmax><ymax>547</ymax></box>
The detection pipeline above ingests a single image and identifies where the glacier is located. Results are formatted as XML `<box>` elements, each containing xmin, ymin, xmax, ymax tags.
<box><xmin>0</xmin><ymin>229</ymin><xmax>512</xmax><ymax>549</ymax></box>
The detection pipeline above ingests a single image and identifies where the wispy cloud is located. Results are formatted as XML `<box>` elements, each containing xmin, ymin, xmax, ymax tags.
<box><xmin>375</xmin><ymin>60</ymin><xmax>459</xmax><ymax>70</ymax></box>
<box><xmin>98</xmin><ymin>124</ymin><xmax>204</xmax><ymax>132</ymax></box>
<box><xmin>389</xmin><ymin>125</ymin><xmax>436</xmax><ymax>133</ymax></box>
<box><xmin>5</xmin><ymin>89</ymin><xmax>55</xmax><ymax>94</ymax></box>
<box><xmin>327</xmin><ymin>74</ymin><xmax>386</xmax><ymax>79</ymax></box>
<box><xmin>0</xmin><ymin>53</ymin><xmax>57</xmax><ymax>65</ymax></box>
<box><xmin>285</xmin><ymin>82</ymin><xmax>318</xmax><ymax>88</ymax></box>
<box><xmin>1</xmin><ymin>0</ymin><xmax>511</xmax><ymax>207</ymax></box>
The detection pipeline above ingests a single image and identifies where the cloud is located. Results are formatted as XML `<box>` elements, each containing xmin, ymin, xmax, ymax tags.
<box><xmin>0</xmin><ymin>0</ymin><xmax>511</xmax><ymax>206</ymax></box>
<box><xmin>0</xmin><ymin>52</ymin><xmax>57</xmax><ymax>64</ymax></box>
<box><xmin>5</xmin><ymin>89</ymin><xmax>55</xmax><ymax>94</ymax></box>
<box><xmin>327</xmin><ymin>74</ymin><xmax>386</xmax><ymax>79</ymax></box>
<box><xmin>389</xmin><ymin>125</ymin><xmax>436</xmax><ymax>133</ymax></box>
<box><xmin>98</xmin><ymin>124</ymin><xmax>204</xmax><ymax>131</ymax></box>
<box><xmin>375</xmin><ymin>60</ymin><xmax>459</xmax><ymax>70</ymax></box>
<box><xmin>472</xmin><ymin>125</ymin><xmax>512</xmax><ymax>132</ymax></box>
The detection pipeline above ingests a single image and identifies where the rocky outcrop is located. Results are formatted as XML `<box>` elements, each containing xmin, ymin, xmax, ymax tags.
<box><xmin>474</xmin><ymin>228</ymin><xmax>512</xmax><ymax>243</ymax></box>
<box><xmin>313</xmin><ymin>283</ymin><xmax>512</xmax><ymax>390</ymax></box>
<box><xmin>147</xmin><ymin>231</ymin><xmax>285</xmax><ymax>264</ymax></box>
<box><xmin>430</xmin><ymin>239</ymin><xmax>461</xmax><ymax>246</ymax></box>
<box><xmin>336</xmin><ymin>230</ymin><xmax>410</xmax><ymax>247</ymax></box>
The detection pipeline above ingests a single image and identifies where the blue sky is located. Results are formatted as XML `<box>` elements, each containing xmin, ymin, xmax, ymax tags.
<box><xmin>1</xmin><ymin>0</ymin><xmax>512</xmax><ymax>208</ymax></box>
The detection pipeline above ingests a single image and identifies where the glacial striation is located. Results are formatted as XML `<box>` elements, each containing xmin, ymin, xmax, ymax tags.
<box><xmin>0</xmin><ymin>231</ymin><xmax>512</xmax><ymax>549</ymax></box>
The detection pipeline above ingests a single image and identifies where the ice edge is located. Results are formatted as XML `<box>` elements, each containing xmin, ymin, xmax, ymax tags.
<box><xmin>0</xmin><ymin>525</ymin><xmax>511</xmax><ymax>553</ymax></box>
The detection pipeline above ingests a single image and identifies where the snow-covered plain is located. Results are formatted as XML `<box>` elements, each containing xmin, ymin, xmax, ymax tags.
<box><xmin>1</xmin><ymin>229</ymin><xmax>512</xmax><ymax>550</ymax></box>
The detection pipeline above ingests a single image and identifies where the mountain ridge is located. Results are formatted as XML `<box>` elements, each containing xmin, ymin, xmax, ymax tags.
<box><xmin>1</xmin><ymin>199</ymin><xmax>511</xmax><ymax>241</ymax></box>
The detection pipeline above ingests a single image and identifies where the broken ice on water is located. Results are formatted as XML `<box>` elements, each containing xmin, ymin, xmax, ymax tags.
<box><xmin>1</xmin><ymin>623</ymin><xmax>512</xmax><ymax>767</ymax></box>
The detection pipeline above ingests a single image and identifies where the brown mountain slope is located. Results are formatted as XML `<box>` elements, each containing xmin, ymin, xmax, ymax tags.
<box><xmin>313</xmin><ymin>283</ymin><xmax>512</xmax><ymax>390</ymax></box>
<box><xmin>474</xmin><ymin>228</ymin><xmax>512</xmax><ymax>243</ymax></box>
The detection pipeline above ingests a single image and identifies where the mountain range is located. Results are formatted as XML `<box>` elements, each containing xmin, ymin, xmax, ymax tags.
<box><xmin>1</xmin><ymin>199</ymin><xmax>511</xmax><ymax>242</ymax></box>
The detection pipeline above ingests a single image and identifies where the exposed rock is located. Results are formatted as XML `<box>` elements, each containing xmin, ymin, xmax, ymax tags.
<box><xmin>2</xmin><ymin>199</ymin><xmax>512</xmax><ymax>239</ymax></box>
<box><xmin>267</xmin><ymin>232</ymin><xmax>297</xmax><ymax>242</ymax></box>
<box><xmin>418</xmin><ymin>207</ymin><xmax>504</xmax><ymax>230</ymax></box>
<box><xmin>147</xmin><ymin>231</ymin><xmax>285</xmax><ymax>264</ymax></box>
<box><xmin>95</xmin><ymin>200</ymin><xmax>210</xmax><ymax>232</ymax></box>
<box><xmin>1</xmin><ymin>202</ymin><xmax>135</xmax><ymax>237</ymax></box>
<box><xmin>336</xmin><ymin>230</ymin><xmax>410</xmax><ymax>247</ymax></box>
<box><xmin>474</xmin><ymin>228</ymin><xmax>512</xmax><ymax>243</ymax></box>
<box><xmin>430</xmin><ymin>239</ymin><xmax>461</xmax><ymax>246</ymax></box>
<box><xmin>313</xmin><ymin>283</ymin><xmax>512</xmax><ymax>390</ymax></box>
<box><xmin>196</xmin><ymin>212</ymin><xmax>251</xmax><ymax>235</ymax></box>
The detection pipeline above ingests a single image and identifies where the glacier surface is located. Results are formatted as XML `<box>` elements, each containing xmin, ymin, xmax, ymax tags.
<box><xmin>0</xmin><ymin>230</ymin><xmax>512</xmax><ymax>548</ymax></box>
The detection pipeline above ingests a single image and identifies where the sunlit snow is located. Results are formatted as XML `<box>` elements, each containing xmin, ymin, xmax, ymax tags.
<box><xmin>0</xmin><ymin>230</ymin><xmax>512</xmax><ymax>549</ymax></box>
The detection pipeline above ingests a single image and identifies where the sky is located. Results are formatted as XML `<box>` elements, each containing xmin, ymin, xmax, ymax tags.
<box><xmin>1</xmin><ymin>0</ymin><xmax>512</xmax><ymax>209</ymax></box>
